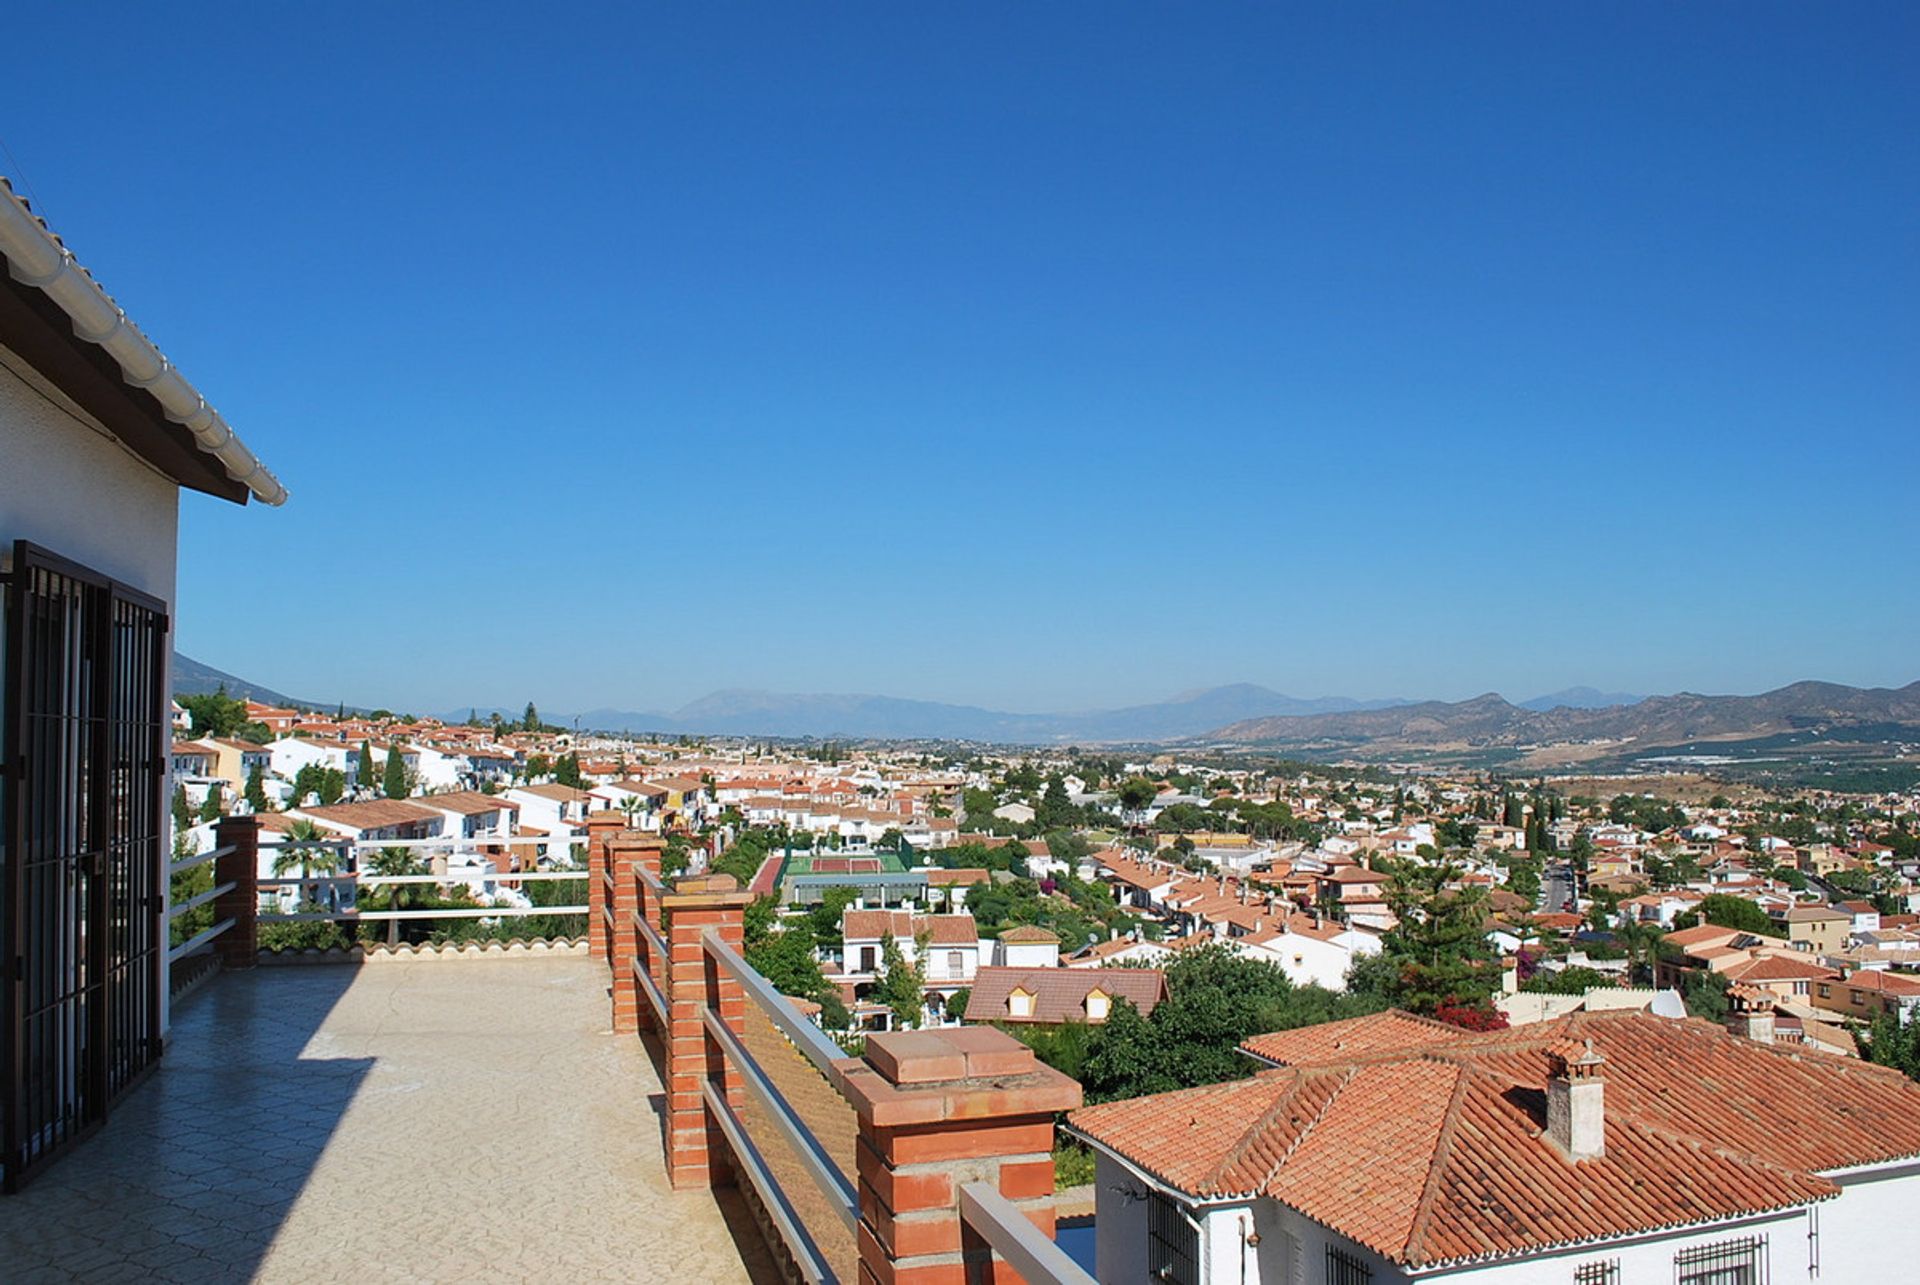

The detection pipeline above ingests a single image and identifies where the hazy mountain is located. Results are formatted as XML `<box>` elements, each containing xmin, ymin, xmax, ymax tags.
<box><xmin>558</xmin><ymin>684</ymin><xmax>1411</xmax><ymax>743</ymax></box>
<box><xmin>1518</xmin><ymin>687</ymin><xmax>1644</xmax><ymax>712</ymax></box>
<box><xmin>172</xmin><ymin>653</ymin><xmax>307</xmax><ymax>708</ymax></box>
<box><xmin>1206</xmin><ymin>680</ymin><xmax>1920</xmax><ymax>750</ymax></box>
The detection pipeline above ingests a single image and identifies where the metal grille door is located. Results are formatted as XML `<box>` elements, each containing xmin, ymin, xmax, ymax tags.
<box><xmin>3</xmin><ymin>541</ymin><xmax>168</xmax><ymax>1190</ymax></box>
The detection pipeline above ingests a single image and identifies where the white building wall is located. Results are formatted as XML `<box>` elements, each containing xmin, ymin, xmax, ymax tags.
<box><xmin>0</xmin><ymin>353</ymin><xmax>180</xmax><ymax>604</ymax></box>
<box><xmin>1812</xmin><ymin>1163</ymin><xmax>1920</xmax><ymax>1284</ymax></box>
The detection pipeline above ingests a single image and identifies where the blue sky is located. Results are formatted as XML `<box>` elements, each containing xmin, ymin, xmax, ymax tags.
<box><xmin>6</xmin><ymin>4</ymin><xmax>1915</xmax><ymax>715</ymax></box>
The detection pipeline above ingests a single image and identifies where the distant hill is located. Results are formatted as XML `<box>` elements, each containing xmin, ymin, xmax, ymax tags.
<box><xmin>533</xmin><ymin>684</ymin><xmax>1413</xmax><ymax>743</ymax></box>
<box><xmin>1204</xmin><ymin>679</ymin><xmax>1920</xmax><ymax>752</ymax></box>
<box><xmin>172</xmin><ymin>653</ymin><xmax>307</xmax><ymax>708</ymax></box>
<box><xmin>1518</xmin><ymin>686</ymin><xmax>1644</xmax><ymax>712</ymax></box>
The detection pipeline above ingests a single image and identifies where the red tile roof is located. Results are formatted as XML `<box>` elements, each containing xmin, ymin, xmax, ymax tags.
<box><xmin>965</xmin><ymin>966</ymin><xmax>1166</xmax><ymax>1024</ymax></box>
<box><xmin>1073</xmin><ymin>1010</ymin><xmax>1920</xmax><ymax>1269</ymax></box>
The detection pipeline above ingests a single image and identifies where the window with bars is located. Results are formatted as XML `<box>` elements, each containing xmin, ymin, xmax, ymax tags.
<box><xmin>1147</xmin><ymin>1191</ymin><xmax>1199</xmax><ymax>1285</ymax></box>
<box><xmin>1675</xmin><ymin>1234</ymin><xmax>1769</xmax><ymax>1285</ymax></box>
<box><xmin>1325</xmin><ymin>1245</ymin><xmax>1373</xmax><ymax>1285</ymax></box>
<box><xmin>1575</xmin><ymin>1259</ymin><xmax>1621</xmax><ymax>1285</ymax></box>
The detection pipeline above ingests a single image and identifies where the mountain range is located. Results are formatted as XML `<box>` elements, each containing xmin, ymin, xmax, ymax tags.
<box><xmin>173</xmin><ymin>653</ymin><xmax>1912</xmax><ymax>754</ymax></box>
<box><xmin>1202</xmin><ymin>680</ymin><xmax>1920</xmax><ymax>752</ymax></box>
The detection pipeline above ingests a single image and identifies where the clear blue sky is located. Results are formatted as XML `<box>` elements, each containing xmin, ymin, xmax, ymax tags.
<box><xmin>6</xmin><ymin>4</ymin><xmax>1915</xmax><ymax>715</ymax></box>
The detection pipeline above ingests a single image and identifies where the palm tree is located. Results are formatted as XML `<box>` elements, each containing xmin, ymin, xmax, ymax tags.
<box><xmin>272</xmin><ymin>819</ymin><xmax>343</xmax><ymax>911</ymax></box>
<box><xmin>363</xmin><ymin>845</ymin><xmax>432</xmax><ymax>945</ymax></box>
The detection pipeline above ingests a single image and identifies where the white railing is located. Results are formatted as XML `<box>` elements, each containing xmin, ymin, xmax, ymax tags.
<box><xmin>256</xmin><ymin>833</ymin><xmax>589</xmax><ymax>927</ymax></box>
<box><xmin>167</xmin><ymin>842</ymin><xmax>237</xmax><ymax>963</ymax></box>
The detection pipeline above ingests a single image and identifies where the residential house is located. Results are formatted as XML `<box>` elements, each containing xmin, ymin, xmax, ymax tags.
<box><xmin>964</xmin><ymin>966</ymin><xmax>1167</xmax><ymax>1026</ymax></box>
<box><xmin>1</xmin><ymin>169</ymin><xmax>284</xmax><ymax>1175</ymax></box>
<box><xmin>1771</xmin><ymin>903</ymin><xmax>1853</xmax><ymax>955</ymax></box>
<box><xmin>289</xmin><ymin>799</ymin><xmax>444</xmax><ymax>843</ymax></box>
<box><xmin>1811</xmin><ymin>969</ymin><xmax>1920</xmax><ymax>1026</ymax></box>
<box><xmin>1074</xmin><ymin>1009</ymin><xmax>1920</xmax><ymax>1284</ymax></box>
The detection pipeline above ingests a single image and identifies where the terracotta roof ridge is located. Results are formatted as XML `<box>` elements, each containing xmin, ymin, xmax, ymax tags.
<box><xmin>1610</xmin><ymin>1108</ymin><xmax>1841</xmax><ymax>1199</ymax></box>
<box><xmin>1204</xmin><ymin>1071</ymin><xmax>1311</xmax><ymax>1196</ymax></box>
<box><xmin>1259</xmin><ymin>1064</ymin><xmax>1357</xmax><ymax>1182</ymax></box>
<box><xmin>1401</xmin><ymin>1059</ymin><xmax>1475</xmax><ymax>1268</ymax></box>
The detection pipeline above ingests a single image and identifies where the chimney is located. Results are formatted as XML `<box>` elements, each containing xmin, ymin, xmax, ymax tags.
<box><xmin>1546</xmin><ymin>1039</ymin><xmax>1606</xmax><ymax>1162</ymax></box>
<box><xmin>1726</xmin><ymin>985</ymin><xmax>1776</xmax><ymax>1045</ymax></box>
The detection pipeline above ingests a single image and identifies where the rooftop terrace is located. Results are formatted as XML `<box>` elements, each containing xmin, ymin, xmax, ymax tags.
<box><xmin>0</xmin><ymin>957</ymin><xmax>777</xmax><ymax>1283</ymax></box>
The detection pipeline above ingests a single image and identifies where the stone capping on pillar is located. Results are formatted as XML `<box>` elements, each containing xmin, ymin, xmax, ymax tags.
<box><xmin>211</xmin><ymin>814</ymin><xmax>261</xmax><ymax>970</ymax></box>
<box><xmin>662</xmin><ymin>871</ymin><xmax>755</xmax><ymax>1191</ymax></box>
<box><xmin>585</xmin><ymin>811</ymin><xmax>624</xmax><ymax>961</ymax></box>
<box><xmin>833</xmin><ymin>1026</ymin><xmax>1082</xmax><ymax>1285</ymax></box>
<box><xmin>607</xmin><ymin>832</ymin><xmax>665</xmax><ymax>1035</ymax></box>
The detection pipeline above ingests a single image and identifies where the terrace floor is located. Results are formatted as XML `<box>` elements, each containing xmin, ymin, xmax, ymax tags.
<box><xmin>0</xmin><ymin>956</ymin><xmax>778</xmax><ymax>1284</ymax></box>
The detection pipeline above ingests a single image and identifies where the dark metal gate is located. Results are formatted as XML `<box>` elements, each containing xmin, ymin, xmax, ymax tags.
<box><xmin>2</xmin><ymin>541</ymin><xmax>169</xmax><ymax>1190</ymax></box>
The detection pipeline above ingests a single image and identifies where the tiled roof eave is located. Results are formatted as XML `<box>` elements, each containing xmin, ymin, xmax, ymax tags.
<box><xmin>1401</xmin><ymin>1191</ymin><xmax>1835</xmax><ymax>1273</ymax></box>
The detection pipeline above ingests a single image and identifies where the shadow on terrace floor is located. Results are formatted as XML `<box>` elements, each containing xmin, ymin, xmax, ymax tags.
<box><xmin>0</xmin><ymin>956</ymin><xmax>777</xmax><ymax>1284</ymax></box>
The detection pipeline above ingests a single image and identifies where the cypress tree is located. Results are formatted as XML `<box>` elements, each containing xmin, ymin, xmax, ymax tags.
<box><xmin>357</xmin><ymin>740</ymin><xmax>376</xmax><ymax>793</ymax></box>
<box><xmin>245</xmin><ymin>763</ymin><xmax>269</xmax><ymax>813</ymax></box>
<box><xmin>383</xmin><ymin>746</ymin><xmax>409</xmax><ymax>800</ymax></box>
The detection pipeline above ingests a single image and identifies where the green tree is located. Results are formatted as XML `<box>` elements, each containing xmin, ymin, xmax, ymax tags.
<box><xmin>1675</xmin><ymin>894</ymin><xmax>1781</xmax><ymax>938</ymax></box>
<box><xmin>554</xmin><ymin>752</ymin><xmax>585</xmax><ymax>790</ymax></box>
<box><xmin>244</xmin><ymin>763</ymin><xmax>269</xmax><ymax>813</ymax></box>
<box><xmin>272</xmin><ymin>818</ymin><xmax>343</xmax><ymax>906</ymax></box>
<box><xmin>522</xmin><ymin>701</ymin><xmax>541</xmax><ymax>732</ymax></box>
<box><xmin>357</xmin><ymin>740</ymin><xmax>377</xmax><ymax>791</ymax></box>
<box><xmin>1079</xmin><ymin>945</ymin><xmax>1381</xmax><ymax>1103</ymax></box>
<box><xmin>172</xmin><ymin>784</ymin><xmax>192</xmax><ymax>833</ymax></box>
<box><xmin>1372</xmin><ymin>860</ymin><xmax>1503</xmax><ymax>1019</ymax></box>
<box><xmin>198</xmin><ymin>783</ymin><xmax>223</xmax><ymax>823</ymax></box>
<box><xmin>382</xmin><ymin>746</ymin><xmax>410</xmax><ymax>799</ymax></box>
<box><xmin>746</xmin><ymin>919</ymin><xmax>834</xmax><ymax>1004</ymax></box>
<box><xmin>1862</xmin><ymin>1012</ymin><xmax>1920</xmax><ymax>1081</ymax></box>
<box><xmin>1116</xmin><ymin>777</ymin><xmax>1159</xmax><ymax>814</ymax></box>
<box><xmin>873</xmin><ymin>933</ymin><xmax>928</xmax><ymax>1030</ymax></box>
<box><xmin>178</xmin><ymin>686</ymin><xmax>270</xmax><ymax>742</ymax></box>
<box><xmin>362</xmin><ymin>846</ymin><xmax>431</xmax><ymax>945</ymax></box>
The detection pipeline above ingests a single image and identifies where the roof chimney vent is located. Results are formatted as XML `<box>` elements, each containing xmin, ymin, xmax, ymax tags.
<box><xmin>1547</xmin><ymin>1038</ymin><xmax>1606</xmax><ymax>1162</ymax></box>
<box><xmin>1726</xmin><ymin>985</ymin><xmax>1776</xmax><ymax>1045</ymax></box>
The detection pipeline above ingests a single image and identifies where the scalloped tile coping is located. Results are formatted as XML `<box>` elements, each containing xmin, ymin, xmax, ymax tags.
<box><xmin>255</xmin><ymin>937</ymin><xmax>590</xmax><ymax>965</ymax></box>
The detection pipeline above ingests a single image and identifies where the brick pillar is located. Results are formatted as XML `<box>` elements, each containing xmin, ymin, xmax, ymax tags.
<box><xmin>586</xmin><ymin>811</ymin><xmax>623</xmax><ymax>961</ymax></box>
<box><xmin>609</xmin><ymin>833</ymin><xmax>666</xmax><ymax>1035</ymax></box>
<box><xmin>663</xmin><ymin>872</ymin><xmax>753</xmax><ymax>1190</ymax></box>
<box><xmin>835</xmin><ymin>1028</ymin><xmax>1081</xmax><ymax>1285</ymax></box>
<box><xmin>211</xmin><ymin>814</ymin><xmax>261</xmax><ymax>970</ymax></box>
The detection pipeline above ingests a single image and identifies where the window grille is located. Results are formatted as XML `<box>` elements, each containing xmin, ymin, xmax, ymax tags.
<box><xmin>1325</xmin><ymin>1245</ymin><xmax>1373</xmax><ymax>1285</ymax></box>
<box><xmin>1147</xmin><ymin>1190</ymin><xmax>1199</xmax><ymax>1285</ymax></box>
<box><xmin>1675</xmin><ymin>1233</ymin><xmax>1769</xmax><ymax>1285</ymax></box>
<box><xmin>1575</xmin><ymin>1259</ymin><xmax>1621</xmax><ymax>1285</ymax></box>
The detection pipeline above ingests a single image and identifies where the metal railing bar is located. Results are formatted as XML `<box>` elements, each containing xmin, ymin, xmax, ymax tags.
<box><xmin>256</xmin><ymin>906</ymin><xmax>589</xmax><ymax>923</ymax></box>
<box><xmin>168</xmin><ymin>880</ymin><xmax>237</xmax><ymax>920</ymax></box>
<box><xmin>633</xmin><ymin>912</ymin><xmax>669</xmax><ymax>965</ymax></box>
<box><xmin>700</xmin><ymin>1006</ymin><xmax>859</xmax><ymax>1236</ymax></box>
<box><xmin>700</xmin><ymin>1080</ymin><xmax>839</xmax><ymax>1285</ymax></box>
<box><xmin>253</xmin><ymin>871</ymin><xmax>589</xmax><ymax>887</ymax></box>
<box><xmin>261</xmin><ymin>835</ymin><xmax>579</xmax><ymax>849</ymax></box>
<box><xmin>636</xmin><ymin>864</ymin><xmax>666</xmax><ymax>895</ymax></box>
<box><xmin>957</xmin><ymin>1181</ymin><xmax>1094</xmax><ymax>1285</ymax></box>
<box><xmin>167</xmin><ymin>918</ymin><xmax>235</xmax><ymax>964</ymax></box>
<box><xmin>704</xmin><ymin>930</ymin><xmax>851</xmax><ymax>1079</ymax></box>
<box><xmin>629</xmin><ymin>954</ymin><xmax>669</xmax><ymax>1027</ymax></box>
<box><xmin>168</xmin><ymin>843</ymin><xmax>234</xmax><ymax>876</ymax></box>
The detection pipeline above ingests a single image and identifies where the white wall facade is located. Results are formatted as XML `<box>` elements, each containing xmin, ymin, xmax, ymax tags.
<box><xmin>1089</xmin><ymin>1140</ymin><xmax>1904</xmax><ymax>1285</ymax></box>
<box><xmin>0</xmin><ymin>351</ymin><xmax>181</xmax><ymax>604</ymax></box>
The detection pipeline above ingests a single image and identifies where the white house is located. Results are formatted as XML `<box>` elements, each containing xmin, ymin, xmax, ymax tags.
<box><xmin>1073</xmin><ymin>1009</ymin><xmax>1920</xmax><ymax>1284</ymax></box>
<box><xmin>1239</xmin><ymin>912</ymin><xmax>1383</xmax><ymax>991</ymax></box>
<box><xmin>0</xmin><ymin>173</ymin><xmax>284</xmax><ymax>1174</ymax></box>
<box><xmin>268</xmin><ymin>736</ymin><xmax>362</xmax><ymax>797</ymax></box>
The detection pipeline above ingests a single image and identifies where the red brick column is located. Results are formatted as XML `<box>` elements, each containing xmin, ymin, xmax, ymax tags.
<box><xmin>609</xmin><ymin>833</ymin><xmax>666</xmax><ymax>1035</ymax></box>
<box><xmin>212</xmin><ymin>814</ymin><xmax>261</xmax><ymax>970</ymax></box>
<box><xmin>663</xmin><ymin>873</ymin><xmax>753</xmax><ymax>1190</ymax></box>
<box><xmin>835</xmin><ymin>1028</ymin><xmax>1081</xmax><ymax>1285</ymax></box>
<box><xmin>586</xmin><ymin>811</ymin><xmax>623</xmax><ymax>961</ymax></box>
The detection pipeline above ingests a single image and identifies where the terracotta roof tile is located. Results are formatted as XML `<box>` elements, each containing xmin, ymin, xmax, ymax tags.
<box><xmin>1072</xmin><ymin>1010</ymin><xmax>1920</xmax><ymax>1268</ymax></box>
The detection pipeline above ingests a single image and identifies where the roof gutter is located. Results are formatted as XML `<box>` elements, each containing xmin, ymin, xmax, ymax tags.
<box><xmin>0</xmin><ymin>182</ymin><xmax>287</xmax><ymax>506</ymax></box>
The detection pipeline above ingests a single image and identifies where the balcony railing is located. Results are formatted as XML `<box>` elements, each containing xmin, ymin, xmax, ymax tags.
<box><xmin>597</xmin><ymin>819</ymin><xmax>1091</xmax><ymax>1285</ymax></box>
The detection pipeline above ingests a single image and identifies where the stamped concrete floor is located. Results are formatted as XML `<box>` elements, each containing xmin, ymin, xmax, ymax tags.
<box><xmin>0</xmin><ymin>958</ymin><xmax>779</xmax><ymax>1284</ymax></box>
